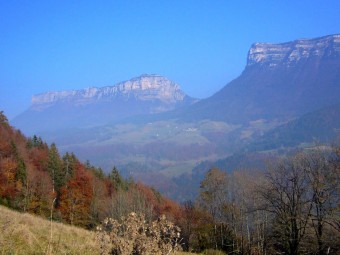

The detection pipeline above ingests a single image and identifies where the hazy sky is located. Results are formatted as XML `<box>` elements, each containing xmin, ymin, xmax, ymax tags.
<box><xmin>1</xmin><ymin>1</ymin><xmax>339</xmax><ymax>120</ymax></box>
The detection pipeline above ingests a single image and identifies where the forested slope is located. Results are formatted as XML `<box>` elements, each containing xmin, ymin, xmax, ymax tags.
<box><xmin>0</xmin><ymin>111</ymin><xmax>180</xmax><ymax>229</ymax></box>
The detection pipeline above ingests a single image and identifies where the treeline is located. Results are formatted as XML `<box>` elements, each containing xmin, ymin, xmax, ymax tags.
<box><xmin>181</xmin><ymin>146</ymin><xmax>340</xmax><ymax>254</ymax></box>
<box><xmin>0</xmin><ymin>111</ymin><xmax>180</xmax><ymax>229</ymax></box>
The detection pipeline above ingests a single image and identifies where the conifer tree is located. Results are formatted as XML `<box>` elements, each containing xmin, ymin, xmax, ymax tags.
<box><xmin>0</xmin><ymin>111</ymin><xmax>9</xmax><ymax>126</ymax></box>
<box><xmin>62</xmin><ymin>152</ymin><xmax>78</xmax><ymax>183</ymax></box>
<box><xmin>47</xmin><ymin>143</ymin><xmax>63</xmax><ymax>193</ymax></box>
<box><xmin>109</xmin><ymin>166</ymin><xmax>126</xmax><ymax>190</ymax></box>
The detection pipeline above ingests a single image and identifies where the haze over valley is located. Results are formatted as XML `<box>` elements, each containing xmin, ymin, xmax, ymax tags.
<box><xmin>12</xmin><ymin>34</ymin><xmax>340</xmax><ymax>200</ymax></box>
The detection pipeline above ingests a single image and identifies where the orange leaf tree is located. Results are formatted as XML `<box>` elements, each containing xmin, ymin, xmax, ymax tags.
<box><xmin>59</xmin><ymin>162</ymin><xmax>93</xmax><ymax>227</ymax></box>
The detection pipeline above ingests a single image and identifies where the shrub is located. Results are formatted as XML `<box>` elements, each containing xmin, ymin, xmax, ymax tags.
<box><xmin>96</xmin><ymin>212</ymin><xmax>182</xmax><ymax>255</ymax></box>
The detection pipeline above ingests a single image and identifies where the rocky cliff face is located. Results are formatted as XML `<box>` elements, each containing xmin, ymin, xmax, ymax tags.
<box><xmin>32</xmin><ymin>74</ymin><xmax>188</xmax><ymax>110</ymax></box>
<box><xmin>247</xmin><ymin>34</ymin><xmax>340</xmax><ymax>68</ymax></box>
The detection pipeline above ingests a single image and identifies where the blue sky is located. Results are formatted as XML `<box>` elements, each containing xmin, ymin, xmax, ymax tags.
<box><xmin>0</xmin><ymin>1</ymin><xmax>339</xmax><ymax>120</ymax></box>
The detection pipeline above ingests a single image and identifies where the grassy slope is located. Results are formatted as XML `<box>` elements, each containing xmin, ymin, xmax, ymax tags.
<box><xmin>0</xmin><ymin>205</ymin><xmax>197</xmax><ymax>255</ymax></box>
<box><xmin>0</xmin><ymin>205</ymin><xmax>100</xmax><ymax>255</ymax></box>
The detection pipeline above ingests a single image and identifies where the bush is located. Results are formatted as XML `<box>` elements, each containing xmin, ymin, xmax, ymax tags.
<box><xmin>96</xmin><ymin>212</ymin><xmax>182</xmax><ymax>255</ymax></box>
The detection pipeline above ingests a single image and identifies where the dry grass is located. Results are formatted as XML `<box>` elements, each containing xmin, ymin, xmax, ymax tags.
<box><xmin>0</xmin><ymin>205</ymin><xmax>100</xmax><ymax>255</ymax></box>
<box><xmin>175</xmin><ymin>253</ymin><xmax>198</xmax><ymax>255</ymax></box>
<box><xmin>0</xmin><ymin>205</ymin><xmax>204</xmax><ymax>255</ymax></box>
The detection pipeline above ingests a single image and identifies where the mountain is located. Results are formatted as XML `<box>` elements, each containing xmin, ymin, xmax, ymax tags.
<box><xmin>13</xmin><ymin>74</ymin><xmax>197</xmax><ymax>134</ymax></box>
<box><xmin>166</xmin><ymin>34</ymin><xmax>340</xmax><ymax>124</ymax></box>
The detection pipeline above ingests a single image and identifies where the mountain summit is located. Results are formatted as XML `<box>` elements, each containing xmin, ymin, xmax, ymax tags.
<box><xmin>14</xmin><ymin>74</ymin><xmax>196</xmax><ymax>134</ymax></box>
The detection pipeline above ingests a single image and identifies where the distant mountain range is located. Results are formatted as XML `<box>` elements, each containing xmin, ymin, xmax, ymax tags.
<box><xmin>12</xmin><ymin>34</ymin><xmax>340</xmax><ymax>201</ymax></box>
<box><xmin>13</xmin><ymin>74</ymin><xmax>197</xmax><ymax>134</ymax></box>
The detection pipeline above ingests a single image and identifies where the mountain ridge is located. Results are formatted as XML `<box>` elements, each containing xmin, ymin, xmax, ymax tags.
<box><xmin>32</xmin><ymin>74</ymin><xmax>192</xmax><ymax>110</ymax></box>
<box><xmin>13</xmin><ymin>74</ymin><xmax>197</xmax><ymax>134</ymax></box>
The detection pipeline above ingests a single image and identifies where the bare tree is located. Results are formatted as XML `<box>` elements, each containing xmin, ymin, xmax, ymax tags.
<box><xmin>258</xmin><ymin>155</ymin><xmax>312</xmax><ymax>255</ymax></box>
<box><xmin>198</xmin><ymin>168</ymin><xmax>229</xmax><ymax>222</ymax></box>
<box><xmin>232</xmin><ymin>170</ymin><xmax>271</xmax><ymax>255</ymax></box>
<box><xmin>302</xmin><ymin>148</ymin><xmax>340</xmax><ymax>254</ymax></box>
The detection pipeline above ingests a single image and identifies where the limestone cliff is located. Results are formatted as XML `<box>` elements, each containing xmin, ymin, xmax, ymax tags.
<box><xmin>32</xmin><ymin>74</ymin><xmax>191</xmax><ymax>110</ymax></box>
<box><xmin>247</xmin><ymin>34</ymin><xmax>340</xmax><ymax>68</ymax></box>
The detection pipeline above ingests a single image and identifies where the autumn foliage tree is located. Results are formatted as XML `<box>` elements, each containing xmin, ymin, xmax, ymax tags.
<box><xmin>0</xmin><ymin>111</ymin><xmax>26</xmax><ymax>207</ymax></box>
<box><xmin>25</xmin><ymin>168</ymin><xmax>54</xmax><ymax>216</ymax></box>
<box><xmin>59</xmin><ymin>162</ymin><xmax>93</xmax><ymax>226</ymax></box>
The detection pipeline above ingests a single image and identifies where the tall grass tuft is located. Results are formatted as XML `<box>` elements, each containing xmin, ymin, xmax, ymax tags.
<box><xmin>0</xmin><ymin>205</ymin><xmax>100</xmax><ymax>255</ymax></box>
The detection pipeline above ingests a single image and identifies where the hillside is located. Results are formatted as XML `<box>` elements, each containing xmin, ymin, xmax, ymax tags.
<box><xmin>246</xmin><ymin>103</ymin><xmax>340</xmax><ymax>151</ymax></box>
<box><xmin>0</xmin><ymin>205</ymin><xmax>197</xmax><ymax>255</ymax></box>
<box><xmin>0</xmin><ymin>205</ymin><xmax>100</xmax><ymax>255</ymax></box>
<box><xmin>0</xmin><ymin>111</ymin><xmax>196</xmax><ymax>253</ymax></box>
<box><xmin>0</xmin><ymin>110</ymin><xmax>181</xmax><ymax>231</ymax></box>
